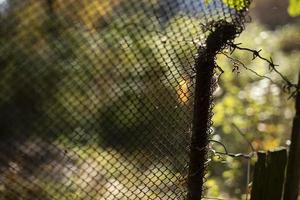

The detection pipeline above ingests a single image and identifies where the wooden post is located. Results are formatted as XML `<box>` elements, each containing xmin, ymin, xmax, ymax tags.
<box><xmin>251</xmin><ymin>148</ymin><xmax>287</xmax><ymax>200</ymax></box>
<box><xmin>284</xmin><ymin>72</ymin><xmax>300</xmax><ymax>200</ymax></box>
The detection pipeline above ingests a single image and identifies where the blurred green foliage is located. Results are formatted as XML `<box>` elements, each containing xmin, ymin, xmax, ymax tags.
<box><xmin>289</xmin><ymin>0</ymin><xmax>300</xmax><ymax>17</ymax></box>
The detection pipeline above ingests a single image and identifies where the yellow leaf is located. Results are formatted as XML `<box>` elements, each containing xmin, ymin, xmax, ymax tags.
<box><xmin>177</xmin><ymin>80</ymin><xmax>189</xmax><ymax>104</ymax></box>
<box><xmin>262</xmin><ymin>139</ymin><xmax>280</xmax><ymax>150</ymax></box>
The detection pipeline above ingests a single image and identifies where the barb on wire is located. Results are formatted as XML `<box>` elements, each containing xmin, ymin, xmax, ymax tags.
<box><xmin>220</xmin><ymin>52</ymin><xmax>275</xmax><ymax>82</ymax></box>
<box><xmin>224</xmin><ymin>42</ymin><xmax>299</xmax><ymax>98</ymax></box>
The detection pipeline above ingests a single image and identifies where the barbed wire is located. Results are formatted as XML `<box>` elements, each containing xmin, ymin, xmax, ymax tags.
<box><xmin>207</xmin><ymin>120</ymin><xmax>257</xmax><ymax>200</ymax></box>
<box><xmin>223</xmin><ymin>42</ymin><xmax>299</xmax><ymax>98</ymax></box>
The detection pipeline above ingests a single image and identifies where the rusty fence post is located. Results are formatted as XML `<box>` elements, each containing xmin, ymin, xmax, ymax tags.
<box><xmin>186</xmin><ymin>48</ymin><xmax>215</xmax><ymax>200</ymax></box>
<box><xmin>187</xmin><ymin>21</ymin><xmax>239</xmax><ymax>200</ymax></box>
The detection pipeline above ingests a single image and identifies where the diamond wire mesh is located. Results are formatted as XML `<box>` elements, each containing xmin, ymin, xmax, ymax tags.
<box><xmin>0</xmin><ymin>0</ymin><xmax>250</xmax><ymax>199</ymax></box>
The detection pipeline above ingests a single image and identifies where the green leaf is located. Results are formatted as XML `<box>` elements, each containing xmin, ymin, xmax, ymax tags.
<box><xmin>204</xmin><ymin>0</ymin><xmax>247</xmax><ymax>10</ymax></box>
<box><xmin>222</xmin><ymin>0</ymin><xmax>247</xmax><ymax>11</ymax></box>
<box><xmin>288</xmin><ymin>0</ymin><xmax>300</xmax><ymax>17</ymax></box>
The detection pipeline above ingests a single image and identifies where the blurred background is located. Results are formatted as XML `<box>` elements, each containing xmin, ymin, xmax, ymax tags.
<box><xmin>0</xmin><ymin>0</ymin><xmax>299</xmax><ymax>199</ymax></box>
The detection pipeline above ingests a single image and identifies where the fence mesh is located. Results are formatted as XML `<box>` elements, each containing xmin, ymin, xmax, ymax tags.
<box><xmin>0</xmin><ymin>0</ymin><xmax>250</xmax><ymax>199</ymax></box>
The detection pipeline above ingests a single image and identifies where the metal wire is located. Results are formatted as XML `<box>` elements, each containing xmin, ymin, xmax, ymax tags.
<box><xmin>0</xmin><ymin>0</ymin><xmax>250</xmax><ymax>199</ymax></box>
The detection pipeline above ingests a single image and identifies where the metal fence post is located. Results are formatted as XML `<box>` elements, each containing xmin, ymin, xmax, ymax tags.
<box><xmin>187</xmin><ymin>48</ymin><xmax>214</xmax><ymax>200</ymax></box>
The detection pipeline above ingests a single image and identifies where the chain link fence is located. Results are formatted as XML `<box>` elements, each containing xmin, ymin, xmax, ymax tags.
<box><xmin>0</xmin><ymin>0</ymin><xmax>250</xmax><ymax>199</ymax></box>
